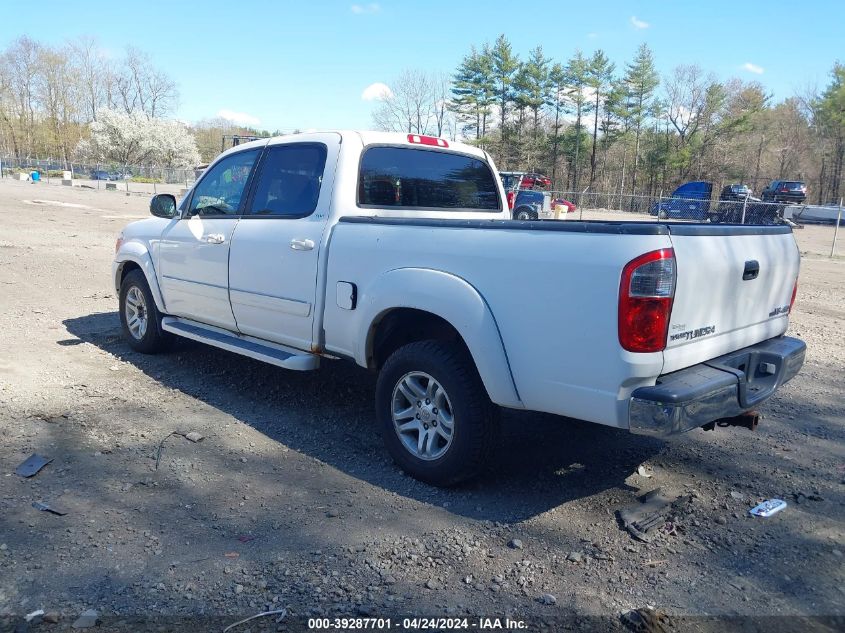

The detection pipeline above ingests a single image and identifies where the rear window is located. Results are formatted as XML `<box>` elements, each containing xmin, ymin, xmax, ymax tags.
<box><xmin>782</xmin><ymin>182</ymin><xmax>804</xmax><ymax>190</ymax></box>
<box><xmin>358</xmin><ymin>147</ymin><xmax>500</xmax><ymax>211</ymax></box>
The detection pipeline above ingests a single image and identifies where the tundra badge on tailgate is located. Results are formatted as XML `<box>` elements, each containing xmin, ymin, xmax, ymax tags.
<box><xmin>669</xmin><ymin>325</ymin><xmax>716</xmax><ymax>342</ymax></box>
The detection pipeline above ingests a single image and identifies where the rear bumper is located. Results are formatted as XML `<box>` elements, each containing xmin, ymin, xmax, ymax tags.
<box><xmin>629</xmin><ymin>336</ymin><xmax>805</xmax><ymax>437</ymax></box>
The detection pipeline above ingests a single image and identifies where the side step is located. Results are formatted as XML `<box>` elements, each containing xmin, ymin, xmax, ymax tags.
<box><xmin>161</xmin><ymin>317</ymin><xmax>319</xmax><ymax>371</ymax></box>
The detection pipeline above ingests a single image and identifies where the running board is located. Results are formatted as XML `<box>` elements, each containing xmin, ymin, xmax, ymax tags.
<box><xmin>161</xmin><ymin>317</ymin><xmax>319</xmax><ymax>371</ymax></box>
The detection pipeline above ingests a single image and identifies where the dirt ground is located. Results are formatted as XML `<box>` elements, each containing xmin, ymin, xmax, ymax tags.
<box><xmin>0</xmin><ymin>178</ymin><xmax>843</xmax><ymax>632</ymax></box>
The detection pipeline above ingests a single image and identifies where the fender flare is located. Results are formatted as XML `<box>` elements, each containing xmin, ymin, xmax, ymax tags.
<box><xmin>356</xmin><ymin>267</ymin><xmax>522</xmax><ymax>408</ymax></box>
<box><xmin>114</xmin><ymin>242</ymin><xmax>166</xmax><ymax>313</ymax></box>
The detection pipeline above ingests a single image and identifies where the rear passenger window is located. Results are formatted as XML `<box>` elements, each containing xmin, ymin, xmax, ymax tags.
<box><xmin>358</xmin><ymin>147</ymin><xmax>500</xmax><ymax>211</ymax></box>
<box><xmin>247</xmin><ymin>144</ymin><xmax>327</xmax><ymax>217</ymax></box>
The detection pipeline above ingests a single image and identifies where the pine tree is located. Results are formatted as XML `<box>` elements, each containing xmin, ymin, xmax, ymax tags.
<box><xmin>587</xmin><ymin>50</ymin><xmax>615</xmax><ymax>189</ymax></box>
<box><xmin>548</xmin><ymin>62</ymin><xmax>566</xmax><ymax>189</ymax></box>
<box><xmin>623</xmin><ymin>43</ymin><xmax>659</xmax><ymax>196</ymax></box>
<box><xmin>513</xmin><ymin>46</ymin><xmax>550</xmax><ymax>167</ymax></box>
<box><xmin>566</xmin><ymin>50</ymin><xmax>591</xmax><ymax>192</ymax></box>
<box><xmin>490</xmin><ymin>34</ymin><xmax>519</xmax><ymax>167</ymax></box>
<box><xmin>451</xmin><ymin>45</ymin><xmax>495</xmax><ymax>141</ymax></box>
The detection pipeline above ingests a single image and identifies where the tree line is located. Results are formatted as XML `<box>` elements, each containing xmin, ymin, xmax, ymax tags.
<box><xmin>0</xmin><ymin>36</ymin><xmax>274</xmax><ymax>168</ymax></box>
<box><xmin>374</xmin><ymin>36</ymin><xmax>845</xmax><ymax>205</ymax></box>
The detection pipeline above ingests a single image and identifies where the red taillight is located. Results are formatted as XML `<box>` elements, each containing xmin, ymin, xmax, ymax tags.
<box><xmin>789</xmin><ymin>279</ymin><xmax>798</xmax><ymax>313</ymax></box>
<box><xmin>407</xmin><ymin>134</ymin><xmax>448</xmax><ymax>148</ymax></box>
<box><xmin>780</xmin><ymin>187</ymin><xmax>789</xmax><ymax>192</ymax></box>
<box><xmin>619</xmin><ymin>249</ymin><xmax>676</xmax><ymax>353</ymax></box>
<box><xmin>506</xmin><ymin>191</ymin><xmax>515</xmax><ymax>210</ymax></box>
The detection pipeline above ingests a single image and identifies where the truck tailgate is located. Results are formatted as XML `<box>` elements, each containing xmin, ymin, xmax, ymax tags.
<box><xmin>663</xmin><ymin>225</ymin><xmax>799</xmax><ymax>374</ymax></box>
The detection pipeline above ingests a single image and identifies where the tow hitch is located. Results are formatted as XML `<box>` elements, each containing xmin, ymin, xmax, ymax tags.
<box><xmin>702</xmin><ymin>411</ymin><xmax>761</xmax><ymax>432</ymax></box>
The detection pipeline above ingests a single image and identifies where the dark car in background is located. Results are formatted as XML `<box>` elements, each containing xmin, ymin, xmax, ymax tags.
<box><xmin>89</xmin><ymin>169</ymin><xmax>111</xmax><ymax>181</ymax></box>
<box><xmin>650</xmin><ymin>181</ymin><xmax>713</xmax><ymax>219</ymax></box>
<box><xmin>720</xmin><ymin>184</ymin><xmax>754</xmax><ymax>201</ymax></box>
<box><xmin>761</xmin><ymin>180</ymin><xmax>806</xmax><ymax>204</ymax></box>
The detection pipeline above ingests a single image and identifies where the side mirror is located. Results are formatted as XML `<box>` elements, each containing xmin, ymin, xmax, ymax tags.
<box><xmin>150</xmin><ymin>194</ymin><xmax>177</xmax><ymax>219</ymax></box>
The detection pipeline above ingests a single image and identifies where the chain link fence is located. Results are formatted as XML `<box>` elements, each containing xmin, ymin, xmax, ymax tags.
<box><xmin>0</xmin><ymin>155</ymin><xmax>199</xmax><ymax>192</ymax></box>
<box><xmin>546</xmin><ymin>190</ymin><xmax>799</xmax><ymax>225</ymax></box>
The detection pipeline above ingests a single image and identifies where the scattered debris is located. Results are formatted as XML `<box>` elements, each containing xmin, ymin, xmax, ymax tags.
<box><xmin>508</xmin><ymin>538</ymin><xmax>524</xmax><ymax>550</ymax></box>
<box><xmin>425</xmin><ymin>579</ymin><xmax>441</xmax><ymax>590</ymax></box>
<box><xmin>566</xmin><ymin>551</ymin><xmax>585</xmax><ymax>563</ymax></box>
<box><xmin>71</xmin><ymin>610</ymin><xmax>98</xmax><ymax>629</ymax></box>
<box><xmin>644</xmin><ymin>560</ymin><xmax>667</xmax><ymax>568</ymax></box>
<box><xmin>224</xmin><ymin>552</ymin><xmax>240</xmax><ymax>559</ymax></box>
<box><xmin>32</xmin><ymin>501</ymin><xmax>68</xmax><ymax>516</ymax></box>
<box><xmin>637</xmin><ymin>465</ymin><xmax>653</xmax><ymax>478</ymax></box>
<box><xmin>730</xmin><ymin>491</ymin><xmax>745</xmax><ymax>500</ymax></box>
<box><xmin>618</xmin><ymin>489</ymin><xmax>691</xmax><ymax>542</ymax></box>
<box><xmin>749</xmin><ymin>499</ymin><xmax>787</xmax><ymax>517</ymax></box>
<box><xmin>15</xmin><ymin>453</ymin><xmax>53</xmax><ymax>478</ymax></box>
<box><xmin>237</xmin><ymin>535</ymin><xmax>255</xmax><ymax>543</ymax></box>
<box><xmin>184</xmin><ymin>431</ymin><xmax>204</xmax><ymax>443</ymax></box>
<box><xmin>222</xmin><ymin>608</ymin><xmax>286</xmax><ymax>633</ymax></box>
<box><xmin>24</xmin><ymin>610</ymin><xmax>44</xmax><ymax>622</ymax></box>
<box><xmin>43</xmin><ymin>612</ymin><xmax>60</xmax><ymax>624</ymax></box>
<box><xmin>620</xmin><ymin>607</ymin><xmax>672</xmax><ymax>633</ymax></box>
<box><xmin>538</xmin><ymin>593</ymin><xmax>557</xmax><ymax>605</ymax></box>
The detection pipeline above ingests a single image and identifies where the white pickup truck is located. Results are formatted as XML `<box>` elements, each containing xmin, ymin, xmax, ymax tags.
<box><xmin>113</xmin><ymin>131</ymin><xmax>805</xmax><ymax>485</ymax></box>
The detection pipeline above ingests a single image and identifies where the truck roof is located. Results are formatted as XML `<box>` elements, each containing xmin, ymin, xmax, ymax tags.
<box><xmin>215</xmin><ymin>130</ymin><xmax>487</xmax><ymax>162</ymax></box>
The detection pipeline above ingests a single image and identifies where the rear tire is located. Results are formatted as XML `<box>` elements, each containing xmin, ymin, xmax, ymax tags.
<box><xmin>514</xmin><ymin>208</ymin><xmax>535</xmax><ymax>221</ymax></box>
<box><xmin>376</xmin><ymin>340</ymin><xmax>500</xmax><ymax>486</ymax></box>
<box><xmin>119</xmin><ymin>269</ymin><xmax>171</xmax><ymax>353</ymax></box>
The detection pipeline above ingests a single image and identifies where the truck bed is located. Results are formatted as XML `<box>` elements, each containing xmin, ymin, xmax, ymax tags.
<box><xmin>323</xmin><ymin>217</ymin><xmax>797</xmax><ymax>429</ymax></box>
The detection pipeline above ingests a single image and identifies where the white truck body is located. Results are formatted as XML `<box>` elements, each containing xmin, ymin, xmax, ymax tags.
<box><xmin>113</xmin><ymin>130</ymin><xmax>805</xmax><ymax>484</ymax></box>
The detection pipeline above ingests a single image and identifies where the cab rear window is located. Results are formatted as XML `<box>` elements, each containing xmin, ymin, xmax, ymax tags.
<box><xmin>358</xmin><ymin>147</ymin><xmax>500</xmax><ymax>211</ymax></box>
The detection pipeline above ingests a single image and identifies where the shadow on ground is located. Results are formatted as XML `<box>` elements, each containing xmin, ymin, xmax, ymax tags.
<box><xmin>64</xmin><ymin>311</ymin><xmax>660</xmax><ymax>523</ymax></box>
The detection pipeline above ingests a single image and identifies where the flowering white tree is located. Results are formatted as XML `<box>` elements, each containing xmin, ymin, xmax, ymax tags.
<box><xmin>75</xmin><ymin>108</ymin><xmax>200</xmax><ymax>172</ymax></box>
<box><xmin>149</xmin><ymin>118</ymin><xmax>201</xmax><ymax>168</ymax></box>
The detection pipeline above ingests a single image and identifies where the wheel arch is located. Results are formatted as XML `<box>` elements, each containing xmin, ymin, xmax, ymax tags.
<box><xmin>114</xmin><ymin>243</ymin><xmax>166</xmax><ymax>312</ymax></box>
<box><xmin>358</xmin><ymin>268</ymin><xmax>521</xmax><ymax>408</ymax></box>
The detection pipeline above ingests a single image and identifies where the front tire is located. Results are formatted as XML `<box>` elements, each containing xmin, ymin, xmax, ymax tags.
<box><xmin>119</xmin><ymin>269</ymin><xmax>171</xmax><ymax>353</ymax></box>
<box><xmin>376</xmin><ymin>340</ymin><xmax>500</xmax><ymax>486</ymax></box>
<box><xmin>514</xmin><ymin>208</ymin><xmax>536</xmax><ymax>221</ymax></box>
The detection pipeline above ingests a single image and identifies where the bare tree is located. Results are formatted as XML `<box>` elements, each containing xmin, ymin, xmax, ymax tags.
<box><xmin>115</xmin><ymin>47</ymin><xmax>178</xmax><ymax>118</ymax></box>
<box><xmin>372</xmin><ymin>69</ymin><xmax>439</xmax><ymax>135</ymax></box>
<box><xmin>69</xmin><ymin>36</ymin><xmax>111</xmax><ymax>122</ymax></box>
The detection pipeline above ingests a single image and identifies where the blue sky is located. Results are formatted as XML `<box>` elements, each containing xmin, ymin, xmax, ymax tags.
<box><xmin>2</xmin><ymin>0</ymin><xmax>842</xmax><ymax>131</ymax></box>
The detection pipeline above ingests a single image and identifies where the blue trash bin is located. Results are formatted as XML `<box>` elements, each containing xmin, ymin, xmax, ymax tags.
<box><xmin>31</xmin><ymin>171</ymin><xmax>40</xmax><ymax>182</ymax></box>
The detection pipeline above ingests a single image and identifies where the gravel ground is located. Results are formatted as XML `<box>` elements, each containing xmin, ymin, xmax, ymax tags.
<box><xmin>0</xmin><ymin>179</ymin><xmax>843</xmax><ymax>632</ymax></box>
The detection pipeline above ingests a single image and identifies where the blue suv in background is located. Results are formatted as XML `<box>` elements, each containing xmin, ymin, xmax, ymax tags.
<box><xmin>650</xmin><ymin>181</ymin><xmax>713</xmax><ymax>220</ymax></box>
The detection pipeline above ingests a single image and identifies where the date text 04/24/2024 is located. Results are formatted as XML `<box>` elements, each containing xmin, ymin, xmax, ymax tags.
<box><xmin>307</xmin><ymin>617</ymin><xmax>528</xmax><ymax>630</ymax></box>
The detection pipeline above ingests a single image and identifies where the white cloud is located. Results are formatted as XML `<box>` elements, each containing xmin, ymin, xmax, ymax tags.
<box><xmin>630</xmin><ymin>16</ymin><xmax>649</xmax><ymax>29</ymax></box>
<box><xmin>217</xmin><ymin>109</ymin><xmax>261</xmax><ymax>126</ymax></box>
<box><xmin>361</xmin><ymin>82</ymin><xmax>392</xmax><ymax>101</ymax></box>
<box><xmin>351</xmin><ymin>3</ymin><xmax>380</xmax><ymax>13</ymax></box>
<box><xmin>587</xmin><ymin>32</ymin><xmax>598</xmax><ymax>39</ymax></box>
<box><xmin>742</xmin><ymin>62</ymin><xmax>764</xmax><ymax>75</ymax></box>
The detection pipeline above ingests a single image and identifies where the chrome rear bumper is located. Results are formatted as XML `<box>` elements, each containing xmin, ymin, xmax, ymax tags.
<box><xmin>629</xmin><ymin>336</ymin><xmax>805</xmax><ymax>437</ymax></box>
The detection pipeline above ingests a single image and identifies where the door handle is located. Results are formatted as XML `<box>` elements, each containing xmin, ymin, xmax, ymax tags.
<box><xmin>203</xmin><ymin>233</ymin><xmax>225</xmax><ymax>244</ymax></box>
<box><xmin>290</xmin><ymin>238</ymin><xmax>315</xmax><ymax>251</ymax></box>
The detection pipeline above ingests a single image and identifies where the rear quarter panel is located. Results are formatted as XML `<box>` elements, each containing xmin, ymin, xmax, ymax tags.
<box><xmin>323</xmin><ymin>220</ymin><xmax>674</xmax><ymax>428</ymax></box>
